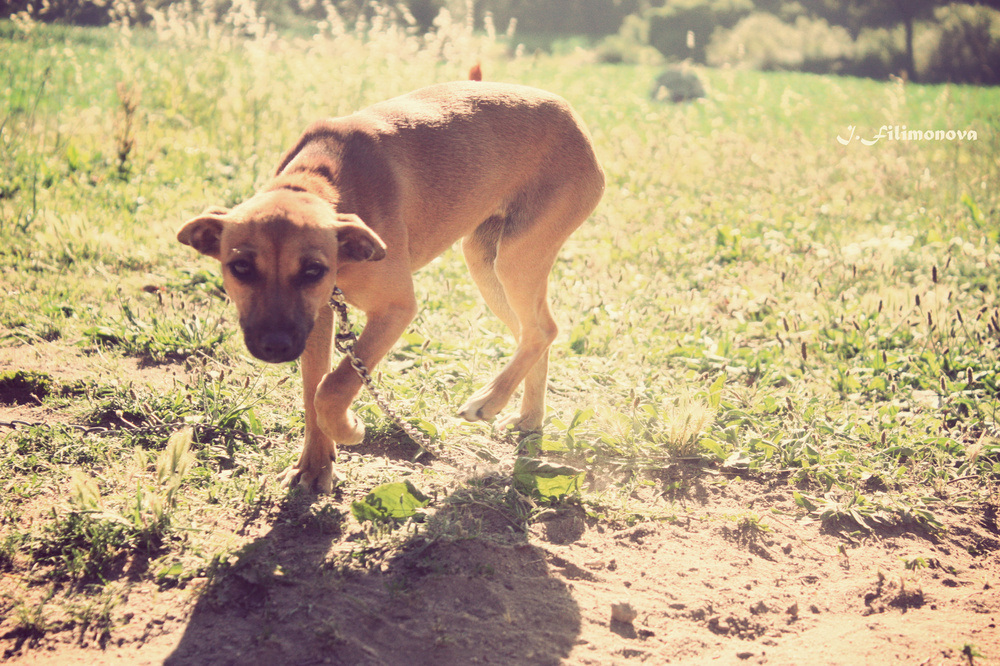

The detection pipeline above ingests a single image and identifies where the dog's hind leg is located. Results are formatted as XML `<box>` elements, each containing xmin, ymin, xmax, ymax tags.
<box><xmin>459</xmin><ymin>193</ymin><xmax>588</xmax><ymax>432</ymax></box>
<box><xmin>461</xmin><ymin>220</ymin><xmax>542</xmax><ymax>430</ymax></box>
<box><xmin>461</xmin><ymin>218</ymin><xmax>520</xmax><ymax>335</ymax></box>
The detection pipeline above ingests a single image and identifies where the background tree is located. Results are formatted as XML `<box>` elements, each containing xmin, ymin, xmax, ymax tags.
<box><xmin>800</xmin><ymin>0</ymin><xmax>939</xmax><ymax>79</ymax></box>
<box><xmin>801</xmin><ymin>0</ymin><xmax>1000</xmax><ymax>79</ymax></box>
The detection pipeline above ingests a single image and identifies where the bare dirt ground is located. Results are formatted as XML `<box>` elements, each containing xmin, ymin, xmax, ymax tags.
<box><xmin>1</xmin><ymin>350</ymin><xmax>999</xmax><ymax>665</ymax></box>
<box><xmin>2</xmin><ymin>435</ymin><xmax>998</xmax><ymax>665</ymax></box>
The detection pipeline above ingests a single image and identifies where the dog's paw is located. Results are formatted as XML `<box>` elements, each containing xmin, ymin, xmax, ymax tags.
<box><xmin>280</xmin><ymin>463</ymin><xmax>340</xmax><ymax>494</ymax></box>
<box><xmin>317</xmin><ymin>409</ymin><xmax>366</xmax><ymax>447</ymax></box>
<box><xmin>497</xmin><ymin>411</ymin><xmax>543</xmax><ymax>433</ymax></box>
<box><xmin>340</xmin><ymin>416</ymin><xmax>366</xmax><ymax>446</ymax></box>
<box><xmin>458</xmin><ymin>390</ymin><xmax>505</xmax><ymax>423</ymax></box>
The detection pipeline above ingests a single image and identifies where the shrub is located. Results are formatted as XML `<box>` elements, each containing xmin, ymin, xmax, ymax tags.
<box><xmin>651</xmin><ymin>67</ymin><xmax>706</xmax><ymax>102</ymax></box>
<box><xmin>916</xmin><ymin>3</ymin><xmax>1000</xmax><ymax>84</ymax></box>
<box><xmin>646</xmin><ymin>0</ymin><xmax>753</xmax><ymax>63</ymax></box>
<box><xmin>706</xmin><ymin>13</ymin><xmax>854</xmax><ymax>73</ymax></box>
<box><xmin>842</xmin><ymin>27</ymin><xmax>909</xmax><ymax>80</ymax></box>
<box><xmin>506</xmin><ymin>0</ymin><xmax>639</xmax><ymax>37</ymax></box>
<box><xmin>595</xmin><ymin>14</ymin><xmax>664</xmax><ymax>66</ymax></box>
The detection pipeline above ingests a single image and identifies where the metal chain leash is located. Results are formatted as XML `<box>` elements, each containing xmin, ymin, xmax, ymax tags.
<box><xmin>0</xmin><ymin>419</ymin><xmax>126</xmax><ymax>436</ymax></box>
<box><xmin>0</xmin><ymin>418</ymin><xmax>282</xmax><ymax>447</ymax></box>
<box><xmin>330</xmin><ymin>287</ymin><xmax>484</xmax><ymax>474</ymax></box>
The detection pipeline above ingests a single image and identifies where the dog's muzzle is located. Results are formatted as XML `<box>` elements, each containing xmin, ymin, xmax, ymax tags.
<box><xmin>243</xmin><ymin>320</ymin><xmax>311</xmax><ymax>364</ymax></box>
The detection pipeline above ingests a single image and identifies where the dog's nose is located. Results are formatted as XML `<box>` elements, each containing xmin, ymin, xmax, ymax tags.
<box><xmin>242</xmin><ymin>318</ymin><xmax>311</xmax><ymax>364</ymax></box>
<box><xmin>258</xmin><ymin>331</ymin><xmax>295</xmax><ymax>361</ymax></box>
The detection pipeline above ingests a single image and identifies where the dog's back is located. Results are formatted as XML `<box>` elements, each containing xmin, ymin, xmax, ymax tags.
<box><xmin>368</xmin><ymin>82</ymin><xmax>598</xmax><ymax>184</ymax></box>
<box><xmin>285</xmin><ymin>81</ymin><xmax>598</xmax><ymax>180</ymax></box>
<box><xmin>277</xmin><ymin>81</ymin><xmax>604</xmax><ymax>267</ymax></box>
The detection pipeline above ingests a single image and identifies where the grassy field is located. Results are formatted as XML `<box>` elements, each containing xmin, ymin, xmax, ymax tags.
<box><xmin>1</xmin><ymin>7</ymin><xmax>999</xmax><ymax>663</ymax></box>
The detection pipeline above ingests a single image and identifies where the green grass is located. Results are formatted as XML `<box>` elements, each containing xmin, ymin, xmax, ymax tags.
<box><xmin>1</xmin><ymin>6</ymin><xmax>999</xmax><ymax>646</ymax></box>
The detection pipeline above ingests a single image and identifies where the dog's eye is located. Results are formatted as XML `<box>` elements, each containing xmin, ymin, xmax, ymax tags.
<box><xmin>228</xmin><ymin>259</ymin><xmax>257</xmax><ymax>282</ymax></box>
<box><xmin>299</xmin><ymin>263</ymin><xmax>329</xmax><ymax>284</ymax></box>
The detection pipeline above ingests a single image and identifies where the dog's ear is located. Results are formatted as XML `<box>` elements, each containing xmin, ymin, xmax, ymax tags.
<box><xmin>177</xmin><ymin>208</ymin><xmax>229</xmax><ymax>259</ymax></box>
<box><xmin>335</xmin><ymin>214</ymin><xmax>387</xmax><ymax>262</ymax></box>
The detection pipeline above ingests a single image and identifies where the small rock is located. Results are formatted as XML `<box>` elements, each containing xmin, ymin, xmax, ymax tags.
<box><xmin>611</xmin><ymin>602</ymin><xmax>638</xmax><ymax>624</ymax></box>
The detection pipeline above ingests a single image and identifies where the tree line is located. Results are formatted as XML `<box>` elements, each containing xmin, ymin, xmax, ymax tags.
<box><xmin>4</xmin><ymin>0</ymin><xmax>999</xmax><ymax>83</ymax></box>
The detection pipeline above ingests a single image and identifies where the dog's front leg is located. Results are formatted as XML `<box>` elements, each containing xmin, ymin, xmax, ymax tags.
<box><xmin>281</xmin><ymin>303</ymin><xmax>340</xmax><ymax>492</ymax></box>
<box><xmin>314</xmin><ymin>295</ymin><xmax>418</xmax><ymax>454</ymax></box>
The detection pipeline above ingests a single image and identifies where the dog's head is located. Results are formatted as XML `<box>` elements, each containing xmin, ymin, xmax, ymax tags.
<box><xmin>177</xmin><ymin>189</ymin><xmax>386</xmax><ymax>363</ymax></box>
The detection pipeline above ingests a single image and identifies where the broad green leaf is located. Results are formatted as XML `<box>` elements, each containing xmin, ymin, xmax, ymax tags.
<box><xmin>700</xmin><ymin>437</ymin><xmax>726</xmax><ymax>460</ymax></box>
<box><xmin>512</xmin><ymin>457</ymin><xmax>584</xmax><ymax>500</ymax></box>
<box><xmin>708</xmin><ymin>374</ymin><xmax>726</xmax><ymax>409</ymax></box>
<box><xmin>792</xmin><ymin>491</ymin><xmax>818</xmax><ymax>511</ymax></box>
<box><xmin>351</xmin><ymin>481</ymin><xmax>431</xmax><ymax>523</ymax></box>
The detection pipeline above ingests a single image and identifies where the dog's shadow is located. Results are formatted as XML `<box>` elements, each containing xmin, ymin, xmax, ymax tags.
<box><xmin>164</xmin><ymin>461</ymin><xmax>581</xmax><ymax>666</ymax></box>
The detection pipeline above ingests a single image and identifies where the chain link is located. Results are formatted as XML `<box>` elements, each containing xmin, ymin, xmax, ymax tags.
<box><xmin>0</xmin><ymin>419</ymin><xmax>113</xmax><ymax>435</ymax></box>
<box><xmin>330</xmin><ymin>287</ymin><xmax>481</xmax><ymax>473</ymax></box>
<box><xmin>0</xmin><ymin>418</ymin><xmax>283</xmax><ymax>447</ymax></box>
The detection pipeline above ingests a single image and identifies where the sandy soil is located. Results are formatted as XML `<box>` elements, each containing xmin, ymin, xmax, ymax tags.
<box><xmin>3</xmin><ymin>447</ymin><xmax>997</xmax><ymax>665</ymax></box>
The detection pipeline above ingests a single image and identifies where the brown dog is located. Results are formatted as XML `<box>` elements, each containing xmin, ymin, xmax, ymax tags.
<box><xmin>178</xmin><ymin>78</ymin><xmax>604</xmax><ymax>492</ymax></box>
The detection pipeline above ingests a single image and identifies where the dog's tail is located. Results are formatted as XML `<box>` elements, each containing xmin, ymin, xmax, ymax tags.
<box><xmin>468</xmin><ymin>62</ymin><xmax>482</xmax><ymax>81</ymax></box>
